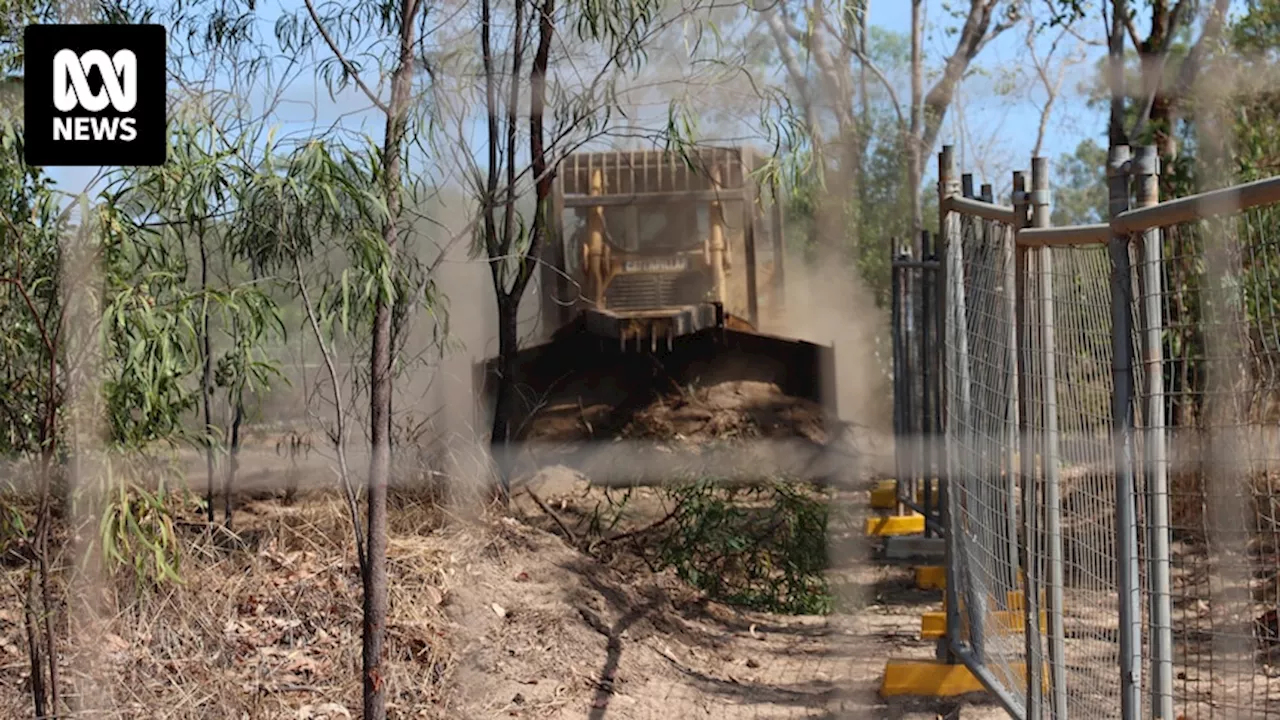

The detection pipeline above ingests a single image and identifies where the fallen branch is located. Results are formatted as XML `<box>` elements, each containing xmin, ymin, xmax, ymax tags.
<box><xmin>522</xmin><ymin>487</ymin><xmax>578</xmax><ymax>546</ymax></box>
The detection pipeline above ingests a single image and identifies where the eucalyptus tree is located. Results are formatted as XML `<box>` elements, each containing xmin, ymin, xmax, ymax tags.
<box><xmin>0</xmin><ymin>121</ymin><xmax>73</xmax><ymax>720</ymax></box>
<box><xmin>0</xmin><ymin>117</ymin><xmax>275</xmax><ymax>717</ymax></box>
<box><xmin>754</xmin><ymin>0</ymin><xmax>1022</xmax><ymax>242</ymax></box>
<box><xmin>108</xmin><ymin>117</ymin><xmax>286</xmax><ymax>527</ymax></box>
<box><xmin>420</xmin><ymin>0</ymin><xmax>755</xmax><ymax>496</ymax></box>
<box><xmin>232</xmin><ymin>129</ymin><xmax>437</xmax><ymax>718</ymax></box>
<box><xmin>262</xmin><ymin>1</ymin><xmax>438</xmax><ymax>714</ymax></box>
<box><xmin>1043</xmin><ymin>0</ymin><xmax>1232</xmax><ymax>163</ymax></box>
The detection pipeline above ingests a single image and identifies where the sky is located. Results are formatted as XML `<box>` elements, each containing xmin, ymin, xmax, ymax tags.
<box><xmin>872</xmin><ymin>1</ymin><xmax>1098</xmax><ymax>171</ymax></box>
<box><xmin>39</xmin><ymin>0</ymin><xmax>1252</xmax><ymax>201</ymax></box>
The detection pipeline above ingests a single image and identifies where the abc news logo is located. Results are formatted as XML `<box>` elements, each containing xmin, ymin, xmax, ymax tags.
<box><xmin>24</xmin><ymin>24</ymin><xmax>167</xmax><ymax>167</ymax></box>
<box><xmin>53</xmin><ymin>49</ymin><xmax>140</xmax><ymax>142</ymax></box>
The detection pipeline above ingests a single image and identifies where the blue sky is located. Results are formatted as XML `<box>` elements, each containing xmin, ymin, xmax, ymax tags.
<box><xmin>869</xmin><ymin>1</ymin><xmax>1103</xmax><ymax>191</ymax></box>
<box><xmin>41</xmin><ymin>0</ymin><xmax>1250</xmax><ymax>200</ymax></box>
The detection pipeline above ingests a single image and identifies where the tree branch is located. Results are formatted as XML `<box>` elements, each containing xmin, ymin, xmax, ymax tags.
<box><xmin>301</xmin><ymin>0</ymin><xmax>390</xmax><ymax>114</ymax></box>
<box><xmin>815</xmin><ymin>15</ymin><xmax>907</xmax><ymax>128</ymax></box>
<box><xmin>1127</xmin><ymin>0</ymin><xmax>1231</xmax><ymax>143</ymax></box>
<box><xmin>918</xmin><ymin>0</ymin><xmax>1002</xmax><ymax>155</ymax></box>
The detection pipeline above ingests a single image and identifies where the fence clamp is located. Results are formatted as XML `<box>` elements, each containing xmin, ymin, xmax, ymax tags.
<box><xmin>1029</xmin><ymin>190</ymin><xmax>1051</xmax><ymax>207</ymax></box>
<box><xmin>1108</xmin><ymin>159</ymin><xmax>1133</xmax><ymax>177</ymax></box>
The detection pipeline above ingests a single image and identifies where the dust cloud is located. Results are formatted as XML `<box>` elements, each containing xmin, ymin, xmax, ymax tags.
<box><xmin>387</xmin><ymin>191</ymin><xmax>896</xmax><ymax>500</ymax></box>
<box><xmin>763</xmin><ymin>252</ymin><xmax>893</xmax><ymax>435</ymax></box>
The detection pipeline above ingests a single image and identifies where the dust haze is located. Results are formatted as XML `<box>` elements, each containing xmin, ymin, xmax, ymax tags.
<box><xmin>213</xmin><ymin>173</ymin><xmax>897</xmax><ymax>503</ymax></box>
<box><xmin>427</xmin><ymin>238</ymin><xmax>894</xmax><ymax>448</ymax></box>
<box><xmin>763</xmin><ymin>252</ymin><xmax>892</xmax><ymax>435</ymax></box>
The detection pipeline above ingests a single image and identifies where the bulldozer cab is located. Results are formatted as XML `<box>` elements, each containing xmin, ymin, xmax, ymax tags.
<box><xmin>539</xmin><ymin>146</ymin><xmax>785</xmax><ymax>340</ymax></box>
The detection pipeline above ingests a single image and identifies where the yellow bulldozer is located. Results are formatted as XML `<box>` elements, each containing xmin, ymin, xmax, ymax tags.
<box><xmin>476</xmin><ymin>146</ymin><xmax>839</xmax><ymax>483</ymax></box>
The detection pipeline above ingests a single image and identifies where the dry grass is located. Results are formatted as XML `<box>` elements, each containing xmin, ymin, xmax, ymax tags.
<box><xmin>0</xmin><ymin>479</ymin><xmax>1014</xmax><ymax>720</ymax></box>
<box><xmin>0</xmin><ymin>494</ymin><xmax>465</xmax><ymax>718</ymax></box>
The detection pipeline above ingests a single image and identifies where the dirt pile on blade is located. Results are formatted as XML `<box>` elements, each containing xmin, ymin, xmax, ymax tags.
<box><xmin>522</xmin><ymin>379</ymin><xmax>828</xmax><ymax>447</ymax></box>
<box><xmin>513</xmin><ymin>375</ymin><xmax>843</xmax><ymax>485</ymax></box>
<box><xmin>619</xmin><ymin>380</ymin><xmax>828</xmax><ymax>446</ymax></box>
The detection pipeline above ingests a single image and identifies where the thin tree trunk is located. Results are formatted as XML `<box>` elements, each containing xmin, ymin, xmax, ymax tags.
<box><xmin>481</xmin><ymin>0</ymin><xmax>506</xmax><ymax>493</ymax></box>
<box><xmin>488</xmin><ymin>0</ymin><xmax>526</xmax><ymax>504</ymax></box>
<box><xmin>489</xmin><ymin>296</ymin><xmax>520</xmax><ymax>498</ymax></box>
<box><xmin>487</xmin><ymin>0</ymin><xmax>553</xmax><ymax>503</ymax></box>
<box><xmin>37</xmin><ymin>514</ymin><xmax>57</xmax><ymax>718</ymax></box>
<box><xmin>364</xmin><ymin>267</ymin><xmax>393</xmax><ymax>720</ymax></box>
<box><xmin>856</xmin><ymin>2</ymin><xmax>870</xmax><ymax>221</ymax></box>
<box><xmin>199</xmin><ymin>228</ymin><xmax>215</xmax><ymax>524</ymax></box>
<box><xmin>908</xmin><ymin>0</ymin><xmax>924</xmax><ymax>236</ymax></box>
<box><xmin>224</xmin><ymin>399</ymin><xmax>241</xmax><ymax>527</ymax></box>
<box><xmin>1108</xmin><ymin>0</ymin><xmax>1129</xmax><ymax>148</ymax></box>
<box><xmin>24</xmin><ymin>570</ymin><xmax>45</xmax><ymax>719</ymax></box>
<box><xmin>363</xmin><ymin>0</ymin><xmax>418</xmax><ymax>716</ymax></box>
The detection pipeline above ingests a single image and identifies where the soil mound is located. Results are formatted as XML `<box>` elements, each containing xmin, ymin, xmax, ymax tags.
<box><xmin>619</xmin><ymin>380</ymin><xmax>829</xmax><ymax>446</ymax></box>
<box><xmin>515</xmin><ymin>379</ymin><xmax>841</xmax><ymax>486</ymax></box>
<box><xmin>525</xmin><ymin>379</ymin><xmax>829</xmax><ymax>446</ymax></box>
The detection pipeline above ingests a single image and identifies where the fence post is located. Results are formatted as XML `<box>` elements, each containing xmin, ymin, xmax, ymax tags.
<box><xmin>1012</xmin><ymin>170</ymin><xmax>1042</xmax><ymax>718</ymax></box>
<box><xmin>1134</xmin><ymin>144</ymin><xmax>1174</xmax><ymax>720</ymax></box>
<box><xmin>990</xmin><ymin>179</ymin><xmax>1022</xmax><ymax>617</ymax></box>
<box><xmin>892</xmin><ymin>236</ymin><xmax>906</xmax><ymax>516</ymax></box>
<box><xmin>902</xmin><ymin>241</ymin><xmax>918</xmax><ymax>518</ymax></box>
<box><xmin>1032</xmin><ymin>156</ymin><xmax>1069</xmax><ymax>719</ymax></box>
<box><xmin>953</xmin><ymin>171</ymin><xmax>986</xmax><ymax>666</ymax></box>
<box><xmin>1108</xmin><ymin>143</ymin><xmax>1143</xmax><ymax>720</ymax></box>
<box><xmin>938</xmin><ymin>146</ymin><xmax>964</xmax><ymax>663</ymax></box>
<box><xmin>920</xmin><ymin>229</ymin><xmax>936</xmax><ymax>539</ymax></box>
<box><xmin>931</xmin><ymin>209</ymin><xmax>947</xmax><ymax>592</ymax></box>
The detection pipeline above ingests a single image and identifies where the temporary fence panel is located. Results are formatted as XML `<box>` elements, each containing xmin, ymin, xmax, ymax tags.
<box><xmin>937</xmin><ymin>164</ymin><xmax>1032</xmax><ymax>714</ymax></box>
<box><xmin>891</xmin><ymin>232</ymin><xmax>945</xmax><ymax>535</ymax></box>
<box><xmin>912</xmin><ymin>144</ymin><xmax>1280</xmax><ymax>719</ymax></box>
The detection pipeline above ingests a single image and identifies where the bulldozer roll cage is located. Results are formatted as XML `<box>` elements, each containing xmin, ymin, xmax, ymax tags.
<box><xmin>539</xmin><ymin>146</ymin><xmax>785</xmax><ymax>335</ymax></box>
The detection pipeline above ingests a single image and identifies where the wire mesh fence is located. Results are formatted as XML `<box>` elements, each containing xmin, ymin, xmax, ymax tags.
<box><xmin>891</xmin><ymin>233</ymin><xmax>945</xmax><ymax>535</ymax></box>
<box><xmin>922</xmin><ymin>145</ymin><xmax>1280</xmax><ymax>718</ymax></box>
<box><xmin>1031</xmin><ymin>243</ymin><xmax>1124</xmax><ymax>718</ymax></box>
<box><xmin>943</xmin><ymin>199</ymin><xmax>1029</xmax><ymax>708</ymax></box>
<box><xmin>1153</xmin><ymin>205</ymin><xmax>1280</xmax><ymax>719</ymax></box>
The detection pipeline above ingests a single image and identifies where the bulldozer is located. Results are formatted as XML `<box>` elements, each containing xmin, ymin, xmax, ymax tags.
<box><xmin>475</xmin><ymin>146</ymin><xmax>839</xmax><ymax>483</ymax></box>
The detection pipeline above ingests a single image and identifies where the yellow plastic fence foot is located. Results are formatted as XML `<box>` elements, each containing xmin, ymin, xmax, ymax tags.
<box><xmin>915</xmin><ymin>566</ymin><xmax>946</xmax><ymax>590</ymax></box>
<box><xmin>869</xmin><ymin>480</ymin><xmax>942</xmax><ymax>510</ymax></box>
<box><xmin>879</xmin><ymin>659</ymin><xmax>987</xmax><ymax>697</ymax></box>
<box><xmin>880</xmin><ymin>660</ymin><xmax>1046</xmax><ymax>698</ymax></box>
<box><xmin>869</xmin><ymin>480</ymin><xmax>898</xmax><ymax>509</ymax></box>
<box><xmin>864</xmin><ymin>513</ymin><xmax>925</xmax><ymax>537</ymax></box>
<box><xmin>920</xmin><ymin>612</ymin><xmax>947</xmax><ymax>640</ymax></box>
<box><xmin>919</xmin><ymin>611</ymin><xmax>1046</xmax><ymax>640</ymax></box>
<box><xmin>1005</xmin><ymin>589</ymin><xmax>1047</xmax><ymax>612</ymax></box>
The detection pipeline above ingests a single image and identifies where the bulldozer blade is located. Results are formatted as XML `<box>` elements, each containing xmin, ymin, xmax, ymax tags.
<box><xmin>473</xmin><ymin>320</ymin><xmax>840</xmax><ymax>485</ymax></box>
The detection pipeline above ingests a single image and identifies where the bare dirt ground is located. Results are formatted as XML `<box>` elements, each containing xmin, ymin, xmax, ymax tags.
<box><xmin>505</xmin><ymin>472</ymin><xmax>1011</xmax><ymax>720</ymax></box>
<box><xmin>0</xmin><ymin>474</ymin><xmax>1012</xmax><ymax>719</ymax></box>
<box><xmin>0</xmin><ymin>368</ymin><xmax>1011</xmax><ymax>719</ymax></box>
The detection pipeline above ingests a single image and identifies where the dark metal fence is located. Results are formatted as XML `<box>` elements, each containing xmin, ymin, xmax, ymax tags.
<box><xmin>891</xmin><ymin>232</ymin><xmax>946</xmax><ymax>539</ymax></box>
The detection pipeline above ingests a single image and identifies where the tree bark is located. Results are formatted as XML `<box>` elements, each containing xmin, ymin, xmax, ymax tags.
<box><xmin>23</xmin><ymin>571</ymin><xmax>45</xmax><ymax>719</ymax></box>
<box><xmin>224</xmin><ymin>399</ymin><xmax>241</xmax><ymax>526</ymax></box>
<box><xmin>364</xmin><ymin>272</ymin><xmax>392</xmax><ymax>720</ymax></box>
<box><xmin>1108</xmin><ymin>0</ymin><xmax>1129</xmax><ymax>148</ymax></box>
<box><xmin>908</xmin><ymin>0</ymin><xmax>924</xmax><ymax>236</ymax></box>
<box><xmin>489</xmin><ymin>295</ymin><xmax>520</xmax><ymax>495</ymax></box>
<box><xmin>488</xmin><ymin>0</ymin><xmax>555</xmax><ymax>500</ymax></box>
<box><xmin>363</xmin><ymin>0</ymin><xmax>418</xmax><ymax>716</ymax></box>
<box><xmin>199</xmin><ymin>227</ymin><xmax>215</xmax><ymax>524</ymax></box>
